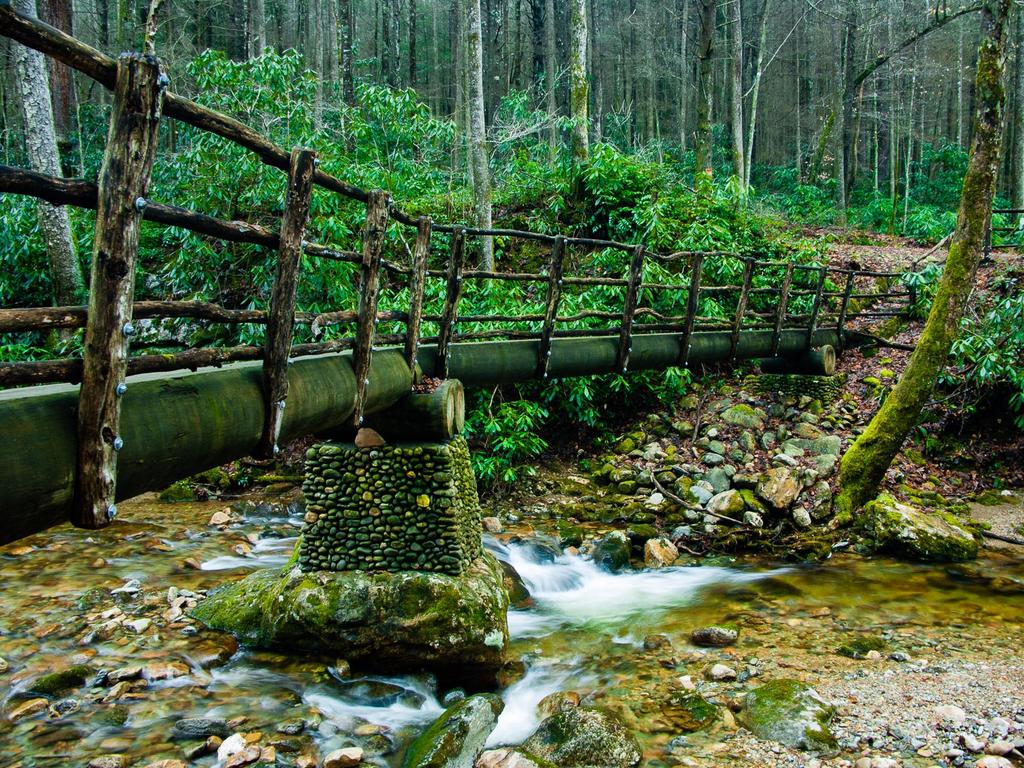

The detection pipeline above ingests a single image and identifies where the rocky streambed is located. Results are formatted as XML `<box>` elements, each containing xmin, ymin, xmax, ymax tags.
<box><xmin>1</xmin><ymin>487</ymin><xmax>1023</xmax><ymax>768</ymax></box>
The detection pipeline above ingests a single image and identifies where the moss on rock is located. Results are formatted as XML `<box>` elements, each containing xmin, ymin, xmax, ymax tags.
<box><xmin>191</xmin><ymin>553</ymin><xmax>509</xmax><ymax>677</ymax></box>
<box><xmin>857</xmin><ymin>494</ymin><xmax>979</xmax><ymax>562</ymax></box>
<box><xmin>523</xmin><ymin>707</ymin><xmax>642</xmax><ymax>768</ymax></box>
<box><xmin>740</xmin><ymin>679</ymin><xmax>837</xmax><ymax>753</ymax></box>
<box><xmin>402</xmin><ymin>694</ymin><xmax>504</xmax><ymax>768</ymax></box>
<box><xmin>837</xmin><ymin>634</ymin><xmax>886</xmax><ymax>659</ymax></box>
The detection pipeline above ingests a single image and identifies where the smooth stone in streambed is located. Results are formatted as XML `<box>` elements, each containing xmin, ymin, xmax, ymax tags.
<box><xmin>858</xmin><ymin>495</ymin><xmax>978</xmax><ymax>562</ymax></box>
<box><xmin>523</xmin><ymin>708</ymin><xmax>641</xmax><ymax>768</ymax></box>
<box><xmin>475</xmin><ymin>749</ymin><xmax>550</xmax><ymax>768</ymax></box>
<box><xmin>739</xmin><ymin>679</ymin><xmax>837</xmax><ymax>753</ymax></box>
<box><xmin>591</xmin><ymin>531</ymin><xmax>631</xmax><ymax>573</ymax></box>
<box><xmin>643</xmin><ymin>538</ymin><xmax>678</xmax><ymax>568</ymax></box>
<box><xmin>403</xmin><ymin>694</ymin><xmax>504</xmax><ymax>768</ymax></box>
<box><xmin>324</xmin><ymin>747</ymin><xmax>364</xmax><ymax>768</ymax></box>
<box><xmin>171</xmin><ymin>717</ymin><xmax>229</xmax><ymax>740</ymax></box>
<box><xmin>975</xmin><ymin>758</ymin><xmax>1013</xmax><ymax>768</ymax></box>
<box><xmin>191</xmin><ymin>554</ymin><xmax>509</xmax><ymax>676</ymax></box>
<box><xmin>691</xmin><ymin>626</ymin><xmax>738</xmax><ymax>647</ymax></box>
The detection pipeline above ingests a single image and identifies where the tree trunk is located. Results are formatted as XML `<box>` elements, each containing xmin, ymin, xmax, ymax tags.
<box><xmin>744</xmin><ymin>0</ymin><xmax>771</xmax><ymax>190</ymax></box>
<box><xmin>1013</xmin><ymin>2</ymin><xmax>1024</xmax><ymax>214</ymax></box>
<box><xmin>36</xmin><ymin>0</ymin><xmax>76</xmax><ymax>141</ymax></box>
<box><xmin>544</xmin><ymin>0</ymin><xmax>557</xmax><ymax>152</ymax></box>
<box><xmin>835</xmin><ymin>0</ymin><xmax>1013</xmax><ymax>518</ymax></box>
<box><xmin>13</xmin><ymin>0</ymin><xmax>85</xmax><ymax>308</ymax></box>
<box><xmin>341</xmin><ymin>0</ymin><xmax>356</xmax><ymax>105</ymax></box>
<box><xmin>728</xmin><ymin>0</ymin><xmax>745</xmax><ymax>189</ymax></box>
<box><xmin>678</xmin><ymin>0</ymin><xmax>690</xmax><ymax>152</ymax></box>
<box><xmin>246</xmin><ymin>0</ymin><xmax>266</xmax><ymax>57</ymax></box>
<box><xmin>569</xmin><ymin>0</ymin><xmax>589</xmax><ymax>163</ymax></box>
<box><xmin>409</xmin><ymin>0</ymin><xmax>418</xmax><ymax>86</ymax></box>
<box><xmin>467</xmin><ymin>0</ymin><xmax>494</xmax><ymax>269</ymax></box>
<box><xmin>693</xmin><ymin>0</ymin><xmax>715</xmax><ymax>183</ymax></box>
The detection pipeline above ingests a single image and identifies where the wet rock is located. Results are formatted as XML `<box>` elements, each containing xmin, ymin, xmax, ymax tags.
<box><xmin>689</xmin><ymin>485</ymin><xmax>714</xmax><ymax>506</ymax></box>
<box><xmin>482</xmin><ymin>517</ymin><xmax>503</xmax><ymax>534</ymax></box>
<box><xmin>691</xmin><ymin>626</ymin><xmax>738</xmax><ymax>647</ymax></box>
<box><xmin>141</xmin><ymin>761</ymin><xmax>187</xmax><ymax>768</ymax></box>
<box><xmin>643</xmin><ymin>538</ymin><xmax>678</xmax><ymax>569</ymax></box>
<box><xmin>193</xmin><ymin>554</ymin><xmax>509</xmax><ymax>676</ymax></box>
<box><xmin>592</xmin><ymin>531</ymin><xmax>631</xmax><ymax>573</ymax></box>
<box><xmin>524</xmin><ymin>707</ymin><xmax>642</xmax><ymax>768</ymax></box>
<box><xmin>48</xmin><ymin>698</ymin><xmax>80</xmax><ymax>718</ymax></box>
<box><xmin>663</xmin><ymin>692</ymin><xmax>720</xmax><ymax>733</ymax></box>
<box><xmin>498</xmin><ymin>560</ymin><xmax>532</xmax><ymax>609</ymax></box>
<box><xmin>87</xmin><ymin>757</ymin><xmax>129</xmax><ymax>768</ymax></box>
<box><xmin>27</xmin><ymin>664</ymin><xmax>95</xmax><ymax>696</ymax></box>
<box><xmin>171</xmin><ymin>717</ymin><xmax>230</xmax><ymax>740</ymax></box>
<box><xmin>707</xmin><ymin>490</ymin><xmax>745</xmax><ymax>518</ymax></box>
<box><xmin>402</xmin><ymin>694</ymin><xmax>504</xmax><ymax>768</ymax></box>
<box><xmin>324</xmin><ymin>747</ymin><xmax>364</xmax><ymax>768</ymax></box>
<box><xmin>538</xmin><ymin>690</ymin><xmax>582</xmax><ymax>717</ymax></box>
<box><xmin>837</xmin><ymin>635</ymin><xmax>886</xmax><ymax>659</ymax></box>
<box><xmin>475</xmin><ymin>748</ymin><xmax>550</xmax><ymax>768</ymax></box>
<box><xmin>0</xmin><ymin>658</ymin><xmax>7</xmax><ymax>674</ymax></box>
<box><xmin>792</xmin><ymin>508</ymin><xmax>812</xmax><ymax>529</ymax></box>
<box><xmin>756</xmin><ymin>467</ymin><xmax>801</xmax><ymax>511</ymax></box>
<box><xmin>8</xmin><ymin>697</ymin><xmax>48</xmax><ymax>721</ymax></box>
<box><xmin>975</xmin><ymin>758</ymin><xmax>1013</xmax><ymax>768</ymax></box>
<box><xmin>107</xmin><ymin>666</ymin><xmax>143</xmax><ymax>684</ymax></box>
<box><xmin>858</xmin><ymin>495</ymin><xmax>978</xmax><ymax>562</ymax></box>
<box><xmin>740</xmin><ymin>679</ymin><xmax>837</xmax><ymax>753</ymax></box>
<box><xmin>642</xmin><ymin>634</ymin><xmax>671</xmax><ymax>651</ymax></box>
<box><xmin>706</xmin><ymin>664</ymin><xmax>737</xmax><ymax>681</ymax></box>
<box><xmin>743</xmin><ymin>510</ymin><xmax>764</xmax><ymax>528</ymax></box>
<box><xmin>705</xmin><ymin>468</ymin><xmax>732</xmax><ymax>494</ymax></box>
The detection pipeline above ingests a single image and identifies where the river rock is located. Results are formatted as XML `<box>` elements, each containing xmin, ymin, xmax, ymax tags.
<box><xmin>705</xmin><ymin>468</ymin><xmax>732</xmax><ymax>494</ymax></box>
<box><xmin>403</xmin><ymin>694</ymin><xmax>504</xmax><ymax>768</ymax></box>
<box><xmin>858</xmin><ymin>495</ymin><xmax>979</xmax><ymax>562</ymax></box>
<box><xmin>192</xmin><ymin>554</ymin><xmax>509</xmax><ymax>677</ymax></box>
<box><xmin>792</xmin><ymin>508</ymin><xmax>812</xmax><ymax>529</ymax></box>
<box><xmin>475</xmin><ymin>749</ymin><xmax>549</xmax><ymax>768</ymax></box>
<box><xmin>975</xmin><ymin>758</ymin><xmax>1013</xmax><ymax>768</ymax></box>
<box><xmin>663</xmin><ymin>692</ymin><xmax>720</xmax><ymax>733</ymax></box>
<box><xmin>324</xmin><ymin>747</ymin><xmax>364</xmax><ymax>768</ymax></box>
<box><xmin>740</xmin><ymin>679</ymin><xmax>837</xmax><ymax>752</ymax></box>
<box><xmin>756</xmin><ymin>467</ymin><xmax>801</xmax><ymax>511</ymax></box>
<box><xmin>707</xmin><ymin>490</ymin><xmax>744</xmax><ymax>518</ymax></box>
<box><xmin>171</xmin><ymin>717</ymin><xmax>230</xmax><ymax>740</ymax></box>
<box><xmin>691</xmin><ymin>626</ymin><xmax>738</xmax><ymax>647</ymax></box>
<box><xmin>743</xmin><ymin>510</ymin><xmax>764</xmax><ymax>528</ymax></box>
<box><xmin>592</xmin><ymin>531</ymin><xmax>631</xmax><ymax>573</ymax></box>
<box><xmin>8</xmin><ymin>697</ymin><xmax>48</xmax><ymax>721</ymax></box>
<box><xmin>87</xmin><ymin>757</ymin><xmax>129</xmax><ymax>768</ymax></box>
<box><xmin>706</xmin><ymin>663</ymin><xmax>737</xmax><ymax>681</ymax></box>
<box><xmin>644</xmin><ymin>538</ymin><xmax>678</xmax><ymax>568</ymax></box>
<box><xmin>523</xmin><ymin>708</ymin><xmax>642</xmax><ymax>768</ymax></box>
<box><xmin>27</xmin><ymin>664</ymin><xmax>94</xmax><ymax>696</ymax></box>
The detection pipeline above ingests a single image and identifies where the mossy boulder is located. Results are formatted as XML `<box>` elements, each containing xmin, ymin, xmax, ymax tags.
<box><xmin>740</xmin><ymin>679</ymin><xmax>837</xmax><ymax>753</ymax></box>
<box><xmin>721</xmin><ymin>404</ymin><xmax>764</xmax><ymax>429</ymax></box>
<box><xmin>523</xmin><ymin>708</ymin><xmax>642</xmax><ymax>768</ymax></box>
<box><xmin>591</xmin><ymin>531</ymin><xmax>631</xmax><ymax>573</ymax></box>
<box><xmin>402</xmin><ymin>694</ymin><xmax>504</xmax><ymax>768</ymax></box>
<box><xmin>858</xmin><ymin>494</ymin><xmax>979</xmax><ymax>562</ymax></box>
<box><xmin>27</xmin><ymin>665</ymin><xmax>95</xmax><ymax>696</ymax></box>
<box><xmin>191</xmin><ymin>553</ymin><xmax>509</xmax><ymax>677</ymax></box>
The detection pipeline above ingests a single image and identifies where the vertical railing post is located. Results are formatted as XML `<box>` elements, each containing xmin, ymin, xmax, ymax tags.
<box><xmin>675</xmin><ymin>252</ymin><xmax>704</xmax><ymax>367</ymax></box>
<box><xmin>257</xmin><ymin>147</ymin><xmax>316</xmax><ymax>458</ymax></box>
<box><xmin>73</xmin><ymin>53</ymin><xmax>164</xmax><ymax>529</ymax></box>
<box><xmin>729</xmin><ymin>257</ymin><xmax>755</xmax><ymax>360</ymax></box>
<box><xmin>351</xmin><ymin>189</ymin><xmax>390</xmax><ymax>428</ymax></box>
<box><xmin>836</xmin><ymin>271</ymin><xmax>855</xmax><ymax>347</ymax></box>
<box><xmin>770</xmin><ymin>262</ymin><xmax>794</xmax><ymax>356</ymax></box>
<box><xmin>536</xmin><ymin>235</ymin><xmax>566</xmax><ymax>380</ymax></box>
<box><xmin>436</xmin><ymin>228</ymin><xmax>466</xmax><ymax>378</ymax></box>
<box><xmin>806</xmin><ymin>267</ymin><xmax>827</xmax><ymax>350</ymax></box>
<box><xmin>616</xmin><ymin>245</ymin><xmax>646</xmax><ymax>373</ymax></box>
<box><xmin>403</xmin><ymin>216</ymin><xmax>432</xmax><ymax>375</ymax></box>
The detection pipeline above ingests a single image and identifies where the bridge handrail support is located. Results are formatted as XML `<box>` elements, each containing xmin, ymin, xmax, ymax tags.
<box><xmin>351</xmin><ymin>190</ymin><xmax>391</xmax><ymax>428</ymax></box>
<box><xmin>73</xmin><ymin>53</ymin><xmax>164</xmax><ymax>530</ymax></box>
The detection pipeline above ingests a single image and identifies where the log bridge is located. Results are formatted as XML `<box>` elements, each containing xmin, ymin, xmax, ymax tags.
<box><xmin>0</xmin><ymin>4</ymin><xmax>914</xmax><ymax>545</ymax></box>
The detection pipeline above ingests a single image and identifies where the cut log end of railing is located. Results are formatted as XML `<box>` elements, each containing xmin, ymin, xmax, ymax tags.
<box><xmin>73</xmin><ymin>53</ymin><xmax>164</xmax><ymax>530</ymax></box>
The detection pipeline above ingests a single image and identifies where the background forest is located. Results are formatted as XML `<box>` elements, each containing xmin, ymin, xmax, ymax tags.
<box><xmin>2</xmin><ymin>0</ymin><xmax>1023</xmax><ymax>483</ymax></box>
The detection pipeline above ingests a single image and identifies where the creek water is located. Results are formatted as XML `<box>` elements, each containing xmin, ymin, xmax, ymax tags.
<box><xmin>1</xmin><ymin>496</ymin><xmax>1022</xmax><ymax>767</ymax></box>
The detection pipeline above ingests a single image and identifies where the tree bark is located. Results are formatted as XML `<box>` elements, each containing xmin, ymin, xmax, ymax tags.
<box><xmin>341</xmin><ymin>0</ymin><xmax>356</xmax><ymax>105</ymax></box>
<box><xmin>12</xmin><ymin>0</ymin><xmax>85</xmax><ymax>308</ymax></box>
<box><xmin>693</xmin><ymin>0</ymin><xmax>716</xmax><ymax>183</ymax></box>
<box><xmin>544</xmin><ymin>0</ymin><xmax>557</xmax><ymax>152</ymax></box>
<box><xmin>836</xmin><ymin>0</ymin><xmax>1013</xmax><ymax>517</ymax></box>
<box><xmin>467</xmin><ymin>0</ymin><xmax>494</xmax><ymax>269</ymax></box>
<box><xmin>744</xmin><ymin>0</ymin><xmax>771</xmax><ymax>190</ymax></box>
<box><xmin>678</xmin><ymin>0</ymin><xmax>690</xmax><ymax>152</ymax></box>
<box><xmin>569</xmin><ymin>0</ymin><xmax>589</xmax><ymax>163</ymax></box>
<box><xmin>1013</xmin><ymin>2</ymin><xmax>1024</xmax><ymax>214</ymax></box>
<box><xmin>246</xmin><ymin>0</ymin><xmax>266</xmax><ymax>57</ymax></box>
<box><xmin>728</xmin><ymin>0</ymin><xmax>745</xmax><ymax>189</ymax></box>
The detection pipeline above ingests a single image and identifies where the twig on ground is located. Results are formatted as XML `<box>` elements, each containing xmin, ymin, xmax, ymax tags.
<box><xmin>652</xmin><ymin>474</ymin><xmax>747</xmax><ymax>527</ymax></box>
<box><xmin>981</xmin><ymin>530</ymin><xmax>1024</xmax><ymax>547</ymax></box>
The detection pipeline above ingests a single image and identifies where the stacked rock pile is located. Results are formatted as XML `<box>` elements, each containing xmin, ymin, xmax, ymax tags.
<box><xmin>298</xmin><ymin>436</ymin><xmax>483</xmax><ymax>574</ymax></box>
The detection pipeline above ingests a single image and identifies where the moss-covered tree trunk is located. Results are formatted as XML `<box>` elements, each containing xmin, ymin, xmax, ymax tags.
<box><xmin>836</xmin><ymin>0</ymin><xmax>1013</xmax><ymax>518</ymax></box>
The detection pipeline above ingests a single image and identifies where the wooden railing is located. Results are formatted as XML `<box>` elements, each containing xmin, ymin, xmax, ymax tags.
<box><xmin>0</xmin><ymin>2</ymin><xmax>913</xmax><ymax>529</ymax></box>
<box><xmin>985</xmin><ymin>208</ymin><xmax>1024</xmax><ymax>257</ymax></box>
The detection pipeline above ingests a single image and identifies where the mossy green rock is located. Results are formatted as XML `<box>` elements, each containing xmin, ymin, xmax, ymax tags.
<box><xmin>740</xmin><ymin>679</ymin><xmax>837</xmax><ymax>753</ymax></box>
<box><xmin>837</xmin><ymin>634</ymin><xmax>886</xmax><ymax>659</ymax></box>
<box><xmin>192</xmin><ymin>553</ymin><xmax>509</xmax><ymax>675</ymax></box>
<box><xmin>721</xmin><ymin>404</ymin><xmax>764</xmax><ymax>429</ymax></box>
<box><xmin>27</xmin><ymin>665</ymin><xmax>94</xmax><ymax>696</ymax></box>
<box><xmin>663</xmin><ymin>693</ymin><xmax>720</xmax><ymax>732</ymax></box>
<box><xmin>403</xmin><ymin>694</ymin><xmax>504</xmax><ymax>768</ymax></box>
<box><xmin>591</xmin><ymin>531</ymin><xmax>631</xmax><ymax>573</ymax></box>
<box><xmin>858</xmin><ymin>494</ymin><xmax>978</xmax><ymax>562</ymax></box>
<box><xmin>523</xmin><ymin>708</ymin><xmax>642</xmax><ymax>768</ymax></box>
